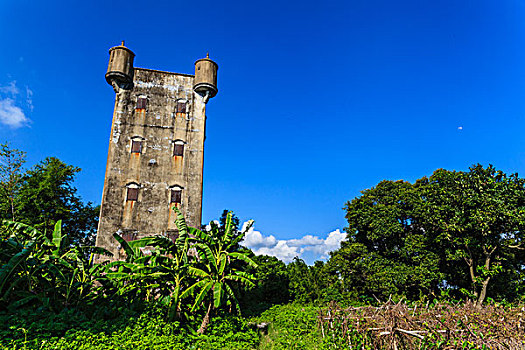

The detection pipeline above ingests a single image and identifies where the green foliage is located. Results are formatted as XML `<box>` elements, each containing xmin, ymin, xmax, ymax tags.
<box><xmin>180</xmin><ymin>210</ymin><xmax>257</xmax><ymax>333</ymax></box>
<box><xmin>241</xmin><ymin>254</ymin><xmax>290</xmax><ymax>313</ymax></box>
<box><xmin>334</xmin><ymin>164</ymin><xmax>525</xmax><ymax>305</ymax></box>
<box><xmin>0</xmin><ymin>142</ymin><xmax>26</xmax><ymax>221</ymax></box>
<box><xmin>337</xmin><ymin>179</ymin><xmax>443</xmax><ymax>301</ymax></box>
<box><xmin>0</xmin><ymin>308</ymin><xmax>259</xmax><ymax>349</ymax></box>
<box><xmin>0</xmin><ymin>220</ymin><xmax>107</xmax><ymax>312</ymax></box>
<box><xmin>287</xmin><ymin>258</ymin><xmax>328</xmax><ymax>303</ymax></box>
<box><xmin>417</xmin><ymin>165</ymin><xmax>525</xmax><ymax>305</ymax></box>
<box><xmin>1</xmin><ymin>208</ymin><xmax>260</xmax><ymax>337</ymax></box>
<box><xmin>257</xmin><ymin>304</ymin><xmax>324</xmax><ymax>350</ymax></box>
<box><xmin>14</xmin><ymin>157</ymin><xmax>99</xmax><ymax>246</ymax></box>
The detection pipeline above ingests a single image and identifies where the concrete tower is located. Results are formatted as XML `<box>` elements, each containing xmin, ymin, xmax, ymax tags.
<box><xmin>96</xmin><ymin>42</ymin><xmax>218</xmax><ymax>259</ymax></box>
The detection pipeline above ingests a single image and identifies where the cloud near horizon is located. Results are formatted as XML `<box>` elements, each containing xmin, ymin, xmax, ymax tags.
<box><xmin>0</xmin><ymin>81</ymin><xmax>31</xmax><ymax>129</ymax></box>
<box><xmin>240</xmin><ymin>222</ymin><xmax>346</xmax><ymax>264</ymax></box>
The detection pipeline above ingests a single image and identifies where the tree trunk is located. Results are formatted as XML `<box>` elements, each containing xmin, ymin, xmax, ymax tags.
<box><xmin>476</xmin><ymin>276</ymin><xmax>491</xmax><ymax>308</ymax></box>
<box><xmin>197</xmin><ymin>300</ymin><xmax>213</xmax><ymax>334</ymax></box>
<box><xmin>466</xmin><ymin>258</ymin><xmax>479</xmax><ymax>302</ymax></box>
<box><xmin>9</xmin><ymin>196</ymin><xmax>15</xmax><ymax>221</ymax></box>
<box><xmin>475</xmin><ymin>253</ymin><xmax>493</xmax><ymax>308</ymax></box>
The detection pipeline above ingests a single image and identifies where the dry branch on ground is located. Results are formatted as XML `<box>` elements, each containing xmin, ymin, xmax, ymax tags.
<box><xmin>318</xmin><ymin>300</ymin><xmax>524</xmax><ymax>349</ymax></box>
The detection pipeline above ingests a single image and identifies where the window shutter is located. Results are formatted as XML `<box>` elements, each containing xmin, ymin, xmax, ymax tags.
<box><xmin>137</xmin><ymin>97</ymin><xmax>147</xmax><ymax>109</ymax></box>
<box><xmin>171</xmin><ymin>189</ymin><xmax>182</xmax><ymax>203</ymax></box>
<box><xmin>173</xmin><ymin>144</ymin><xmax>184</xmax><ymax>157</ymax></box>
<box><xmin>131</xmin><ymin>140</ymin><xmax>142</xmax><ymax>153</ymax></box>
<box><xmin>177</xmin><ymin>102</ymin><xmax>186</xmax><ymax>113</ymax></box>
<box><xmin>122</xmin><ymin>232</ymin><xmax>136</xmax><ymax>242</ymax></box>
<box><xmin>127</xmin><ymin>187</ymin><xmax>139</xmax><ymax>201</ymax></box>
<box><xmin>167</xmin><ymin>231</ymin><xmax>179</xmax><ymax>243</ymax></box>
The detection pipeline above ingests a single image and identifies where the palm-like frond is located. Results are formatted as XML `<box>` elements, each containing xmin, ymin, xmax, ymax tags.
<box><xmin>112</xmin><ymin>233</ymin><xmax>135</xmax><ymax>260</ymax></box>
<box><xmin>188</xmin><ymin>266</ymin><xmax>210</xmax><ymax>278</ymax></box>
<box><xmin>2</xmin><ymin>220</ymin><xmax>42</xmax><ymax>240</ymax></box>
<box><xmin>224</xmin><ymin>283</ymin><xmax>241</xmax><ymax>314</ymax></box>
<box><xmin>229</xmin><ymin>252</ymin><xmax>258</xmax><ymax>268</ymax></box>
<box><xmin>223</xmin><ymin>212</ymin><xmax>233</xmax><ymax>242</ymax></box>
<box><xmin>196</xmin><ymin>243</ymin><xmax>218</xmax><ymax>271</ymax></box>
<box><xmin>190</xmin><ymin>227</ymin><xmax>213</xmax><ymax>246</ymax></box>
<box><xmin>213</xmin><ymin>281</ymin><xmax>223</xmax><ymax>308</ymax></box>
<box><xmin>224</xmin><ymin>270</ymin><xmax>256</xmax><ymax>288</ymax></box>
<box><xmin>0</xmin><ymin>240</ymin><xmax>36</xmax><ymax>298</ymax></box>
<box><xmin>218</xmin><ymin>253</ymin><xmax>227</xmax><ymax>274</ymax></box>
<box><xmin>179</xmin><ymin>278</ymin><xmax>208</xmax><ymax>300</ymax></box>
<box><xmin>51</xmin><ymin>220</ymin><xmax>63</xmax><ymax>256</ymax></box>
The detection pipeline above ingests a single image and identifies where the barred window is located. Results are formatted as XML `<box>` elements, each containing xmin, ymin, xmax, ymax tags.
<box><xmin>127</xmin><ymin>187</ymin><xmax>139</xmax><ymax>201</ymax></box>
<box><xmin>126</xmin><ymin>183</ymin><xmax>140</xmax><ymax>201</ymax></box>
<box><xmin>131</xmin><ymin>140</ymin><xmax>142</xmax><ymax>153</ymax></box>
<box><xmin>173</xmin><ymin>141</ymin><xmax>184</xmax><ymax>157</ymax></box>
<box><xmin>171</xmin><ymin>189</ymin><xmax>182</xmax><ymax>204</ymax></box>
<box><xmin>122</xmin><ymin>231</ymin><xmax>137</xmax><ymax>242</ymax></box>
<box><xmin>176</xmin><ymin>101</ymin><xmax>186</xmax><ymax>113</ymax></box>
<box><xmin>137</xmin><ymin>97</ymin><xmax>147</xmax><ymax>109</ymax></box>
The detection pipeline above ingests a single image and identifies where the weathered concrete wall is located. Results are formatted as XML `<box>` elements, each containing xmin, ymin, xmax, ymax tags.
<box><xmin>96</xmin><ymin>67</ymin><xmax>207</xmax><ymax>260</ymax></box>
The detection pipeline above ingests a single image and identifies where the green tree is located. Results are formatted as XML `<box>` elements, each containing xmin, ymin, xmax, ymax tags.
<box><xmin>335</xmin><ymin>164</ymin><xmax>525</xmax><ymax>305</ymax></box>
<box><xmin>417</xmin><ymin>165</ymin><xmax>525</xmax><ymax>306</ymax></box>
<box><xmin>0</xmin><ymin>142</ymin><xmax>26</xmax><ymax>221</ymax></box>
<box><xmin>242</xmin><ymin>254</ymin><xmax>290</xmax><ymax>310</ymax></box>
<box><xmin>287</xmin><ymin>257</ymin><xmax>326</xmax><ymax>303</ymax></box>
<box><xmin>338</xmin><ymin>180</ymin><xmax>443</xmax><ymax>301</ymax></box>
<box><xmin>15</xmin><ymin>157</ymin><xmax>98</xmax><ymax>246</ymax></box>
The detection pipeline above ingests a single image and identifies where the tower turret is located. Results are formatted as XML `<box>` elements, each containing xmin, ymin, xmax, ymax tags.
<box><xmin>193</xmin><ymin>53</ymin><xmax>218</xmax><ymax>103</ymax></box>
<box><xmin>105</xmin><ymin>41</ymin><xmax>135</xmax><ymax>91</ymax></box>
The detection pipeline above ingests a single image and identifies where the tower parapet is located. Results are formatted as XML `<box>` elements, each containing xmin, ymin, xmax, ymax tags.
<box><xmin>105</xmin><ymin>41</ymin><xmax>135</xmax><ymax>91</ymax></box>
<box><xmin>193</xmin><ymin>53</ymin><xmax>218</xmax><ymax>103</ymax></box>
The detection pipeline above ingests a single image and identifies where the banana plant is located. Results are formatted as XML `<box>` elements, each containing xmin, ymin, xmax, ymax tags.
<box><xmin>102</xmin><ymin>234</ymin><xmax>158</xmax><ymax>301</ymax></box>
<box><xmin>157</xmin><ymin>208</ymin><xmax>193</xmax><ymax>320</ymax></box>
<box><xmin>104</xmin><ymin>210</ymin><xmax>194</xmax><ymax>319</ymax></box>
<box><xmin>0</xmin><ymin>220</ymin><xmax>48</xmax><ymax>306</ymax></box>
<box><xmin>0</xmin><ymin>219</ymin><xmax>110</xmax><ymax>310</ymax></box>
<box><xmin>180</xmin><ymin>211</ymin><xmax>258</xmax><ymax>334</ymax></box>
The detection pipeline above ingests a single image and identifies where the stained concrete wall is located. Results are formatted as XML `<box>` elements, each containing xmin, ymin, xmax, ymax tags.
<box><xmin>96</xmin><ymin>67</ymin><xmax>207</xmax><ymax>259</ymax></box>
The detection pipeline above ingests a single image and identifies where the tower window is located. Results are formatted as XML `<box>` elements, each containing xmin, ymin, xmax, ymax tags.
<box><xmin>137</xmin><ymin>97</ymin><xmax>147</xmax><ymax>110</ymax></box>
<box><xmin>127</xmin><ymin>188</ymin><xmax>139</xmax><ymax>201</ymax></box>
<box><xmin>122</xmin><ymin>231</ymin><xmax>137</xmax><ymax>242</ymax></box>
<box><xmin>131</xmin><ymin>140</ymin><xmax>142</xmax><ymax>153</ymax></box>
<box><xmin>170</xmin><ymin>188</ymin><xmax>182</xmax><ymax>204</ymax></box>
<box><xmin>173</xmin><ymin>142</ymin><xmax>184</xmax><ymax>157</ymax></box>
<box><xmin>176</xmin><ymin>101</ymin><xmax>186</xmax><ymax>114</ymax></box>
<box><xmin>126</xmin><ymin>183</ymin><xmax>140</xmax><ymax>201</ymax></box>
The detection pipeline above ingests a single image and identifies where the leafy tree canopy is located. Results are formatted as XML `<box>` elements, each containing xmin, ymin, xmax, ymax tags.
<box><xmin>0</xmin><ymin>146</ymin><xmax>99</xmax><ymax>246</ymax></box>
<box><xmin>332</xmin><ymin>164</ymin><xmax>525</xmax><ymax>305</ymax></box>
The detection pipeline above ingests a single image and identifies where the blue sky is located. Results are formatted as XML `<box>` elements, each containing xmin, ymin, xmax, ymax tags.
<box><xmin>1</xmin><ymin>0</ymin><xmax>525</xmax><ymax>263</ymax></box>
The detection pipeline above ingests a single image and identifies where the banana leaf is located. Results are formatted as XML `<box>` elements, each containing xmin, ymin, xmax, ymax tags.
<box><xmin>0</xmin><ymin>240</ymin><xmax>36</xmax><ymax>296</ymax></box>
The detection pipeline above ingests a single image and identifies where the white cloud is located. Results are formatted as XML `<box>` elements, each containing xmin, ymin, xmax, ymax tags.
<box><xmin>253</xmin><ymin>240</ymin><xmax>299</xmax><ymax>263</ymax></box>
<box><xmin>241</xmin><ymin>222</ymin><xmax>278</xmax><ymax>248</ymax></box>
<box><xmin>241</xmin><ymin>223</ymin><xmax>346</xmax><ymax>264</ymax></box>
<box><xmin>0</xmin><ymin>81</ymin><xmax>32</xmax><ymax>129</ymax></box>
<box><xmin>26</xmin><ymin>86</ymin><xmax>34</xmax><ymax>112</ymax></box>
<box><xmin>0</xmin><ymin>81</ymin><xmax>19</xmax><ymax>95</ymax></box>
<box><xmin>457</xmin><ymin>126</ymin><xmax>463</xmax><ymax>130</ymax></box>
<box><xmin>0</xmin><ymin>98</ymin><xmax>30</xmax><ymax>128</ymax></box>
<box><xmin>305</xmin><ymin>229</ymin><xmax>346</xmax><ymax>259</ymax></box>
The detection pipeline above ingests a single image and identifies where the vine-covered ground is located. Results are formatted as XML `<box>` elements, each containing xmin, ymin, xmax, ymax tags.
<box><xmin>4</xmin><ymin>303</ymin><xmax>522</xmax><ymax>349</ymax></box>
<box><xmin>1</xmin><ymin>308</ymin><xmax>259</xmax><ymax>350</ymax></box>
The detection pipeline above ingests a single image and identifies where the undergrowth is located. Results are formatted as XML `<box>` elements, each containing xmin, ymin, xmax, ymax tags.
<box><xmin>0</xmin><ymin>307</ymin><xmax>259</xmax><ymax>350</ymax></box>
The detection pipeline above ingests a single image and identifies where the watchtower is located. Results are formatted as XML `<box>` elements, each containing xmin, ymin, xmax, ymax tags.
<box><xmin>96</xmin><ymin>42</ymin><xmax>218</xmax><ymax>259</ymax></box>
